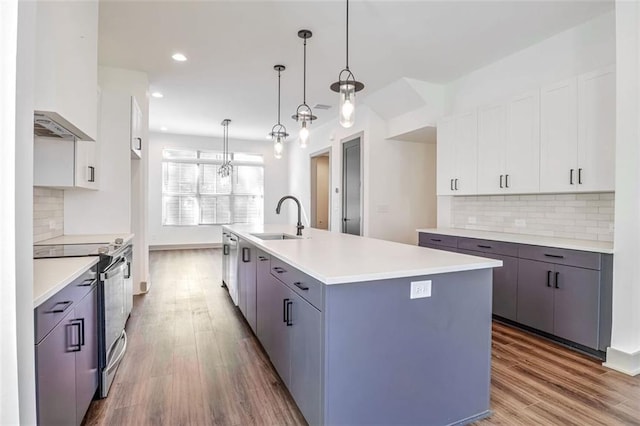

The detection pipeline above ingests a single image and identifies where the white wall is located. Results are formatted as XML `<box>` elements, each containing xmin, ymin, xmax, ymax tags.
<box><xmin>446</xmin><ymin>11</ymin><xmax>616</xmax><ymax>114</ymax></box>
<box><xmin>148</xmin><ymin>132</ymin><xmax>289</xmax><ymax>246</ymax></box>
<box><xmin>288</xmin><ymin>105</ymin><xmax>436</xmax><ymax>245</ymax></box>
<box><xmin>0</xmin><ymin>0</ymin><xmax>22</xmax><ymax>422</ymax></box>
<box><xmin>604</xmin><ymin>1</ymin><xmax>640</xmax><ymax>375</ymax></box>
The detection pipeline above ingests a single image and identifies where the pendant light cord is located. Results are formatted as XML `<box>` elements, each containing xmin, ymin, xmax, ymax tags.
<box><xmin>345</xmin><ymin>0</ymin><xmax>349</xmax><ymax>70</ymax></box>
<box><xmin>277</xmin><ymin>69</ymin><xmax>282</xmax><ymax>125</ymax></box>
<box><xmin>303</xmin><ymin>37</ymin><xmax>307</xmax><ymax>104</ymax></box>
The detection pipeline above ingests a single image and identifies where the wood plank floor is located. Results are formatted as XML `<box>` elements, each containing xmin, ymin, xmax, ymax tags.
<box><xmin>84</xmin><ymin>249</ymin><xmax>640</xmax><ymax>426</ymax></box>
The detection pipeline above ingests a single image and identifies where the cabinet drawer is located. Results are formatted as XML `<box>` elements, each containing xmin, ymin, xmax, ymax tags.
<box><xmin>518</xmin><ymin>245</ymin><xmax>601</xmax><ymax>270</ymax></box>
<box><xmin>35</xmin><ymin>266</ymin><xmax>97</xmax><ymax>344</ymax></box>
<box><xmin>270</xmin><ymin>257</ymin><xmax>324</xmax><ymax>310</ymax></box>
<box><xmin>256</xmin><ymin>249</ymin><xmax>271</xmax><ymax>276</ymax></box>
<box><xmin>418</xmin><ymin>233</ymin><xmax>458</xmax><ymax>249</ymax></box>
<box><xmin>458</xmin><ymin>238</ymin><xmax>518</xmax><ymax>257</ymax></box>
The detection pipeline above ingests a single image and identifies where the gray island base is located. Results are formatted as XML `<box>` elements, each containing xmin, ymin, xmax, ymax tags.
<box><xmin>323</xmin><ymin>269</ymin><xmax>492</xmax><ymax>426</ymax></box>
<box><xmin>224</xmin><ymin>225</ymin><xmax>500</xmax><ymax>425</ymax></box>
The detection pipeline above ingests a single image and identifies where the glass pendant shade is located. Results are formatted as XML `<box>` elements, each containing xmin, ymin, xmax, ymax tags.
<box><xmin>339</xmin><ymin>82</ymin><xmax>355</xmax><ymax>128</ymax></box>
<box><xmin>274</xmin><ymin>137</ymin><xmax>284</xmax><ymax>159</ymax></box>
<box><xmin>299</xmin><ymin>121</ymin><xmax>310</xmax><ymax>148</ymax></box>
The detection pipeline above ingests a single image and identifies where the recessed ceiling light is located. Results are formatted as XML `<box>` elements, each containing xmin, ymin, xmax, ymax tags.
<box><xmin>160</xmin><ymin>126</ymin><xmax>168</xmax><ymax>132</ymax></box>
<box><xmin>151</xmin><ymin>92</ymin><xmax>164</xmax><ymax>98</ymax></box>
<box><xmin>172</xmin><ymin>53</ymin><xmax>187</xmax><ymax>62</ymax></box>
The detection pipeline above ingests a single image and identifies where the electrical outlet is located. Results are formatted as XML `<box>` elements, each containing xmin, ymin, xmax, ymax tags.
<box><xmin>515</xmin><ymin>219</ymin><xmax>526</xmax><ymax>228</ymax></box>
<box><xmin>410</xmin><ymin>280</ymin><xmax>432</xmax><ymax>299</ymax></box>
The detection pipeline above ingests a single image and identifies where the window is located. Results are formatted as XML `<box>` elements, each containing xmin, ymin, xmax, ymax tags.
<box><xmin>162</xmin><ymin>149</ymin><xmax>264</xmax><ymax>226</ymax></box>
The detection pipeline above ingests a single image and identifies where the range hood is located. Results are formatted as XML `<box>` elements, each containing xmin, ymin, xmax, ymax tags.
<box><xmin>34</xmin><ymin>111</ymin><xmax>94</xmax><ymax>141</ymax></box>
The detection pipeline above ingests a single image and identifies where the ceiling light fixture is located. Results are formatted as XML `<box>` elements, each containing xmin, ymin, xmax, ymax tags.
<box><xmin>269</xmin><ymin>65</ymin><xmax>288</xmax><ymax>159</ymax></box>
<box><xmin>292</xmin><ymin>29</ymin><xmax>316</xmax><ymax>149</ymax></box>
<box><xmin>218</xmin><ymin>119</ymin><xmax>232</xmax><ymax>183</ymax></box>
<box><xmin>172</xmin><ymin>53</ymin><xmax>187</xmax><ymax>62</ymax></box>
<box><xmin>151</xmin><ymin>92</ymin><xmax>164</xmax><ymax>98</ymax></box>
<box><xmin>330</xmin><ymin>0</ymin><xmax>364</xmax><ymax>128</ymax></box>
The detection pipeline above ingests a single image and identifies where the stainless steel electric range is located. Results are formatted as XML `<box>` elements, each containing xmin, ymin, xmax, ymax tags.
<box><xmin>34</xmin><ymin>239</ymin><xmax>133</xmax><ymax>398</ymax></box>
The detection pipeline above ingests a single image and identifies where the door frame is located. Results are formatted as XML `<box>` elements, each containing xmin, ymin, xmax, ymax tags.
<box><xmin>310</xmin><ymin>147</ymin><xmax>332</xmax><ymax>231</ymax></box>
<box><xmin>341</xmin><ymin>132</ymin><xmax>364</xmax><ymax>236</ymax></box>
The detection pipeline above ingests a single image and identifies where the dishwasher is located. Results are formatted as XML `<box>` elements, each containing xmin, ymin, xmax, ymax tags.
<box><xmin>222</xmin><ymin>232</ymin><xmax>239</xmax><ymax>305</ymax></box>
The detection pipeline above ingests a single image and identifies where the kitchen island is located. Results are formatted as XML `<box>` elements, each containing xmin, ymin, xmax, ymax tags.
<box><xmin>224</xmin><ymin>224</ymin><xmax>502</xmax><ymax>426</ymax></box>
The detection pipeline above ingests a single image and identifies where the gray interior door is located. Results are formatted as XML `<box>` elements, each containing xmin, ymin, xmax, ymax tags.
<box><xmin>342</xmin><ymin>137</ymin><xmax>361</xmax><ymax>235</ymax></box>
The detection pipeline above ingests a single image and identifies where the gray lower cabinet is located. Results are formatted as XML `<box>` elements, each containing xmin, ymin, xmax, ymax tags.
<box><xmin>36</xmin><ymin>283</ymin><xmax>98</xmax><ymax>426</ymax></box>
<box><xmin>238</xmin><ymin>238</ymin><xmax>258</xmax><ymax>334</ymax></box>
<box><xmin>255</xmin><ymin>247</ymin><xmax>321</xmax><ymax>425</ymax></box>
<box><xmin>517</xmin><ymin>258</ymin><xmax>600</xmax><ymax>348</ymax></box>
<box><xmin>459</xmin><ymin>249</ymin><xmax>518</xmax><ymax>321</ymax></box>
<box><xmin>419</xmin><ymin>232</ymin><xmax>612</xmax><ymax>353</ymax></box>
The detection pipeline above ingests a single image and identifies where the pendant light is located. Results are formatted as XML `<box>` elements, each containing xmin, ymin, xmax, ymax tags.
<box><xmin>218</xmin><ymin>119</ymin><xmax>232</xmax><ymax>184</ymax></box>
<box><xmin>291</xmin><ymin>30</ymin><xmax>316</xmax><ymax>148</ymax></box>
<box><xmin>269</xmin><ymin>65</ymin><xmax>288</xmax><ymax>159</ymax></box>
<box><xmin>330</xmin><ymin>0</ymin><xmax>364</xmax><ymax>128</ymax></box>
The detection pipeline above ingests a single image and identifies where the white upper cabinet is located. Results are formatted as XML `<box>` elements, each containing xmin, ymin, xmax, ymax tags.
<box><xmin>436</xmin><ymin>112</ymin><xmax>478</xmax><ymax>195</ymax></box>
<box><xmin>34</xmin><ymin>0</ymin><xmax>98</xmax><ymax>141</ymax></box>
<box><xmin>477</xmin><ymin>103</ymin><xmax>507</xmax><ymax>193</ymax></box>
<box><xmin>476</xmin><ymin>90</ymin><xmax>540</xmax><ymax>195</ymax></box>
<box><xmin>130</xmin><ymin>96</ymin><xmax>143</xmax><ymax>159</ymax></box>
<box><xmin>577</xmin><ymin>66</ymin><xmax>616</xmax><ymax>192</ymax></box>
<box><xmin>505</xmin><ymin>90</ymin><xmax>540</xmax><ymax>194</ymax></box>
<box><xmin>34</xmin><ymin>138</ymin><xmax>98</xmax><ymax>190</ymax></box>
<box><xmin>540</xmin><ymin>66</ymin><xmax>615</xmax><ymax>193</ymax></box>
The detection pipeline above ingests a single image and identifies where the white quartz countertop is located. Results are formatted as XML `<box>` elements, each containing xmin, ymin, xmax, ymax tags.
<box><xmin>34</xmin><ymin>257</ymin><xmax>99</xmax><ymax>308</ymax></box>
<box><xmin>34</xmin><ymin>233</ymin><xmax>134</xmax><ymax>246</ymax></box>
<box><xmin>224</xmin><ymin>224</ymin><xmax>502</xmax><ymax>285</ymax></box>
<box><xmin>416</xmin><ymin>228</ymin><xmax>614</xmax><ymax>254</ymax></box>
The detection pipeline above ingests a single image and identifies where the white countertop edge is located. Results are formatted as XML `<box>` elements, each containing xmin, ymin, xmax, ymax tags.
<box><xmin>225</xmin><ymin>225</ymin><xmax>503</xmax><ymax>285</ymax></box>
<box><xmin>416</xmin><ymin>228</ymin><xmax>614</xmax><ymax>254</ymax></box>
<box><xmin>35</xmin><ymin>233</ymin><xmax>135</xmax><ymax>246</ymax></box>
<box><xmin>34</xmin><ymin>257</ymin><xmax>99</xmax><ymax>308</ymax></box>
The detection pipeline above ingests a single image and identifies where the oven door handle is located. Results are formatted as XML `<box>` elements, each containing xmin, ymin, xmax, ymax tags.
<box><xmin>105</xmin><ymin>330</ymin><xmax>127</xmax><ymax>375</ymax></box>
<box><xmin>101</xmin><ymin>258</ymin><xmax>127</xmax><ymax>281</ymax></box>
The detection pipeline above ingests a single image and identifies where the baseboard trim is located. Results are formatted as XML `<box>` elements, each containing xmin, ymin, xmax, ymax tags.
<box><xmin>603</xmin><ymin>347</ymin><xmax>640</xmax><ymax>376</ymax></box>
<box><xmin>149</xmin><ymin>243</ymin><xmax>222</xmax><ymax>251</ymax></box>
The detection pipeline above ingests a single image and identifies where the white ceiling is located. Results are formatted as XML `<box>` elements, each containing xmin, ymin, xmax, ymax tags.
<box><xmin>98</xmin><ymin>0</ymin><xmax>613</xmax><ymax>141</ymax></box>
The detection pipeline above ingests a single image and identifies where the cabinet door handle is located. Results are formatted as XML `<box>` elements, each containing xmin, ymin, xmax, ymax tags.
<box><xmin>499</xmin><ymin>175</ymin><xmax>504</xmax><ymax>188</ymax></box>
<box><xmin>135</xmin><ymin>137</ymin><xmax>142</xmax><ymax>150</ymax></box>
<box><xmin>293</xmin><ymin>281</ymin><xmax>309</xmax><ymax>291</ymax></box>
<box><xmin>544</xmin><ymin>254</ymin><xmax>564</xmax><ymax>259</ymax></box>
<box><xmin>570</xmin><ymin>169</ymin><xmax>575</xmax><ymax>185</ymax></box>
<box><xmin>546</xmin><ymin>270</ymin><xmax>552</xmax><ymax>287</ymax></box>
<box><xmin>46</xmin><ymin>300</ymin><xmax>73</xmax><ymax>314</ymax></box>
<box><xmin>88</xmin><ymin>166</ymin><xmax>95</xmax><ymax>183</ymax></box>
<box><xmin>578</xmin><ymin>168</ymin><xmax>583</xmax><ymax>185</ymax></box>
<box><xmin>555</xmin><ymin>272</ymin><xmax>560</xmax><ymax>289</ymax></box>
<box><xmin>67</xmin><ymin>321</ymin><xmax>82</xmax><ymax>352</ymax></box>
<box><xmin>78</xmin><ymin>318</ymin><xmax>85</xmax><ymax>346</ymax></box>
<box><xmin>286</xmin><ymin>300</ymin><xmax>293</xmax><ymax>326</ymax></box>
<box><xmin>454</xmin><ymin>179</ymin><xmax>459</xmax><ymax>190</ymax></box>
<box><xmin>505</xmin><ymin>174</ymin><xmax>509</xmax><ymax>188</ymax></box>
<box><xmin>223</xmin><ymin>244</ymin><xmax>229</xmax><ymax>255</ymax></box>
<box><xmin>242</xmin><ymin>247</ymin><xmax>250</xmax><ymax>263</ymax></box>
<box><xmin>258</xmin><ymin>256</ymin><xmax>269</xmax><ymax>262</ymax></box>
<box><xmin>477</xmin><ymin>244</ymin><xmax>492</xmax><ymax>249</ymax></box>
<box><xmin>450</xmin><ymin>179</ymin><xmax>454</xmax><ymax>191</ymax></box>
<box><xmin>229</xmin><ymin>237</ymin><xmax>237</xmax><ymax>242</ymax></box>
<box><xmin>273</xmin><ymin>267</ymin><xmax>287</xmax><ymax>274</ymax></box>
<box><xmin>283</xmin><ymin>298</ymin><xmax>289</xmax><ymax>323</ymax></box>
<box><xmin>78</xmin><ymin>278</ymin><xmax>97</xmax><ymax>287</ymax></box>
<box><xmin>430</xmin><ymin>238</ymin><xmax>442</xmax><ymax>242</ymax></box>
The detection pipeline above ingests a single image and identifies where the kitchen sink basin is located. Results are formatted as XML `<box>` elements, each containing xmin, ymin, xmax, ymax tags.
<box><xmin>250</xmin><ymin>233</ymin><xmax>303</xmax><ymax>240</ymax></box>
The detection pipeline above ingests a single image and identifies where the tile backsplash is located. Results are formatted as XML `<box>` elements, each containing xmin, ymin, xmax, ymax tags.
<box><xmin>451</xmin><ymin>193</ymin><xmax>614</xmax><ymax>242</ymax></box>
<box><xmin>34</xmin><ymin>187</ymin><xmax>64</xmax><ymax>242</ymax></box>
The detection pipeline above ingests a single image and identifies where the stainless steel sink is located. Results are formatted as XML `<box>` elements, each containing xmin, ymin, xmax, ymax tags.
<box><xmin>250</xmin><ymin>233</ymin><xmax>302</xmax><ymax>240</ymax></box>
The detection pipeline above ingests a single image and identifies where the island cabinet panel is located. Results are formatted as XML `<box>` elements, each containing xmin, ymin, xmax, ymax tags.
<box><xmin>270</xmin><ymin>257</ymin><xmax>324</xmax><ymax>310</ymax></box>
<box><xmin>74</xmin><ymin>286</ymin><xmax>99</xmax><ymax>425</ymax></box>
<box><xmin>238</xmin><ymin>238</ymin><xmax>258</xmax><ymax>333</ymax></box>
<box><xmin>257</xmin><ymin>273</ymin><xmax>292</xmax><ymax>385</ymax></box>
<box><xmin>323</xmin><ymin>270</ymin><xmax>492</xmax><ymax>425</ymax></box>
<box><xmin>418</xmin><ymin>232</ymin><xmax>458</xmax><ymax>252</ymax></box>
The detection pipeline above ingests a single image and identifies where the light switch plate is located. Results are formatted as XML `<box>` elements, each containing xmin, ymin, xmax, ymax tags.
<box><xmin>410</xmin><ymin>280</ymin><xmax>432</xmax><ymax>299</ymax></box>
